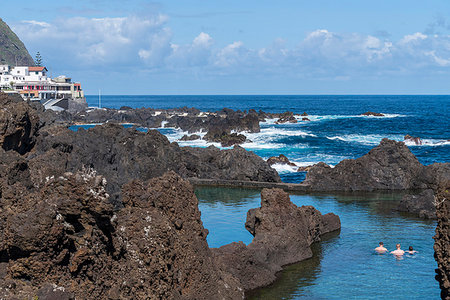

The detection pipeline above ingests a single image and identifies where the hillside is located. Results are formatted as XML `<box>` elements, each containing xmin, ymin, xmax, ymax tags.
<box><xmin>0</xmin><ymin>18</ymin><xmax>34</xmax><ymax>66</ymax></box>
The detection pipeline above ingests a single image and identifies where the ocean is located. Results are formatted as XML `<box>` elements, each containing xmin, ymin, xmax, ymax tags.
<box><xmin>85</xmin><ymin>95</ymin><xmax>448</xmax><ymax>299</ymax></box>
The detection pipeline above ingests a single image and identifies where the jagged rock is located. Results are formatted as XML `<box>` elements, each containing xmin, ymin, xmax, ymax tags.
<box><xmin>434</xmin><ymin>184</ymin><xmax>450</xmax><ymax>300</ymax></box>
<box><xmin>301</xmin><ymin>112</ymin><xmax>308</xmax><ymax>116</ymax></box>
<box><xmin>29</xmin><ymin>124</ymin><xmax>280</xmax><ymax>203</ymax></box>
<box><xmin>303</xmin><ymin>139</ymin><xmax>449</xmax><ymax>191</ymax></box>
<box><xmin>267</xmin><ymin>154</ymin><xmax>297</xmax><ymax>167</ymax></box>
<box><xmin>397</xmin><ymin>189</ymin><xmax>436</xmax><ymax>219</ymax></box>
<box><xmin>297</xmin><ymin>165</ymin><xmax>313</xmax><ymax>172</ymax></box>
<box><xmin>361</xmin><ymin>111</ymin><xmax>384</xmax><ymax>117</ymax></box>
<box><xmin>302</xmin><ymin>117</ymin><xmax>311</xmax><ymax>121</ymax></box>
<box><xmin>0</xmin><ymin>92</ymin><xmax>39</xmax><ymax>154</ymax></box>
<box><xmin>180</xmin><ymin>134</ymin><xmax>201</xmax><ymax>141</ymax></box>
<box><xmin>0</xmin><ymin>170</ymin><xmax>243</xmax><ymax>299</ymax></box>
<box><xmin>275</xmin><ymin>111</ymin><xmax>297</xmax><ymax>124</ymax></box>
<box><xmin>213</xmin><ymin>188</ymin><xmax>340</xmax><ymax>292</ymax></box>
<box><xmin>404</xmin><ymin>134</ymin><xmax>422</xmax><ymax>145</ymax></box>
<box><xmin>204</xmin><ymin>132</ymin><xmax>247</xmax><ymax>147</ymax></box>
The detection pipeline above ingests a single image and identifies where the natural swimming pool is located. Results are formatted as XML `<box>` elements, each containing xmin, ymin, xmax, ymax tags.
<box><xmin>195</xmin><ymin>187</ymin><xmax>439</xmax><ymax>300</ymax></box>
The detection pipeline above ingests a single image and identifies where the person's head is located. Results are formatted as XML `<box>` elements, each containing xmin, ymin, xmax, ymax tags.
<box><xmin>379</xmin><ymin>242</ymin><xmax>384</xmax><ymax>246</ymax></box>
<box><xmin>409</xmin><ymin>246</ymin><xmax>413</xmax><ymax>251</ymax></box>
<box><xmin>396</xmin><ymin>244</ymin><xmax>401</xmax><ymax>249</ymax></box>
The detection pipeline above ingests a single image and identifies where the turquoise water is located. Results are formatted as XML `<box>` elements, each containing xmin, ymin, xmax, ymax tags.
<box><xmin>196</xmin><ymin>187</ymin><xmax>439</xmax><ymax>299</ymax></box>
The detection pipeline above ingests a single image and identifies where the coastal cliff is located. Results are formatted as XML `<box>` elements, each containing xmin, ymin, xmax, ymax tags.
<box><xmin>0</xmin><ymin>18</ymin><xmax>35</xmax><ymax>66</ymax></box>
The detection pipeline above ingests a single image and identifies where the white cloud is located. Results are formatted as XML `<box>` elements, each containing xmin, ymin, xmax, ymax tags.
<box><xmin>12</xmin><ymin>17</ymin><xmax>450</xmax><ymax>79</ymax></box>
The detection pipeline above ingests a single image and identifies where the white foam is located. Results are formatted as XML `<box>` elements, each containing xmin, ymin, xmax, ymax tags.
<box><xmin>326</xmin><ymin>134</ymin><xmax>404</xmax><ymax>146</ymax></box>
<box><xmin>297</xmin><ymin>114</ymin><xmax>405</xmax><ymax>122</ymax></box>
<box><xmin>271</xmin><ymin>163</ymin><xmax>299</xmax><ymax>174</ymax></box>
<box><xmin>404</xmin><ymin>139</ymin><xmax>450</xmax><ymax>147</ymax></box>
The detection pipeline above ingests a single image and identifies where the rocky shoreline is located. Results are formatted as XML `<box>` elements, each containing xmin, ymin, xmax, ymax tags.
<box><xmin>1</xmin><ymin>92</ymin><xmax>449</xmax><ymax>298</ymax></box>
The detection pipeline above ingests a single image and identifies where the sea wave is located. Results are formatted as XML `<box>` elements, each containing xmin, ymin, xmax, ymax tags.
<box><xmin>326</xmin><ymin>134</ymin><xmax>450</xmax><ymax>147</ymax></box>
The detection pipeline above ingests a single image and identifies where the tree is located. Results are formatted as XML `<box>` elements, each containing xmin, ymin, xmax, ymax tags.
<box><xmin>35</xmin><ymin>52</ymin><xmax>43</xmax><ymax>66</ymax></box>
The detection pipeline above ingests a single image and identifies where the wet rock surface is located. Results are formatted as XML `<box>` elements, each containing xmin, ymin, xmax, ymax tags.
<box><xmin>397</xmin><ymin>189</ymin><xmax>436</xmax><ymax>219</ymax></box>
<box><xmin>303</xmin><ymin>138</ymin><xmax>450</xmax><ymax>191</ymax></box>
<box><xmin>275</xmin><ymin>111</ymin><xmax>297</xmax><ymax>124</ymax></box>
<box><xmin>434</xmin><ymin>184</ymin><xmax>450</xmax><ymax>300</ymax></box>
<box><xmin>267</xmin><ymin>154</ymin><xmax>297</xmax><ymax>167</ymax></box>
<box><xmin>404</xmin><ymin>134</ymin><xmax>422</xmax><ymax>145</ymax></box>
<box><xmin>361</xmin><ymin>111</ymin><xmax>384</xmax><ymax>116</ymax></box>
<box><xmin>213</xmin><ymin>188</ymin><xmax>340</xmax><ymax>293</ymax></box>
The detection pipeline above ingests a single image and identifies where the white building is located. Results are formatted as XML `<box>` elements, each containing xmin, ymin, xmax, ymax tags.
<box><xmin>0</xmin><ymin>65</ymin><xmax>84</xmax><ymax>102</ymax></box>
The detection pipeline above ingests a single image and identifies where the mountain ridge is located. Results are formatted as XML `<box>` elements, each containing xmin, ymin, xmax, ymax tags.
<box><xmin>0</xmin><ymin>18</ymin><xmax>35</xmax><ymax>66</ymax></box>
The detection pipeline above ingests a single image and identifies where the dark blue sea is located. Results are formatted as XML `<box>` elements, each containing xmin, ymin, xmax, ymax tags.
<box><xmin>84</xmin><ymin>95</ymin><xmax>449</xmax><ymax>299</ymax></box>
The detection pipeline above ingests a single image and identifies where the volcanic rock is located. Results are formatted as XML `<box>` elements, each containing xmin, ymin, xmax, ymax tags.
<box><xmin>204</xmin><ymin>132</ymin><xmax>247</xmax><ymax>147</ymax></box>
<box><xmin>301</xmin><ymin>112</ymin><xmax>308</xmax><ymax>116</ymax></box>
<box><xmin>434</xmin><ymin>184</ymin><xmax>450</xmax><ymax>300</ymax></box>
<box><xmin>0</xmin><ymin>92</ymin><xmax>40</xmax><ymax>154</ymax></box>
<box><xmin>213</xmin><ymin>188</ymin><xmax>340</xmax><ymax>292</ymax></box>
<box><xmin>275</xmin><ymin>111</ymin><xmax>297</xmax><ymax>124</ymax></box>
<box><xmin>297</xmin><ymin>165</ymin><xmax>313</xmax><ymax>172</ymax></box>
<box><xmin>397</xmin><ymin>189</ymin><xmax>436</xmax><ymax>219</ymax></box>
<box><xmin>267</xmin><ymin>154</ymin><xmax>297</xmax><ymax>167</ymax></box>
<box><xmin>361</xmin><ymin>111</ymin><xmax>384</xmax><ymax>117</ymax></box>
<box><xmin>302</xmin><ymin>117</ymin><xmax>311</xmax><ymax>121</ymax></box>
<box><xmin>180</xmin><ymin>134</ymin><xmax>201</xmax><ymax>141</ymax></box>
<box><xmin>29</xmin><ymin>124</ymin><xmax>280</xmax><ymax>203</ymax></box>
<box><xmin>404</xmin><ymin>134</ymin><xmax>422</xmax><ymax>145</ymax></box>
<box><xmin>0</xmin><ymin>170</ymin><xmax>243</xmax><ymax>299</ymax></box>
<box><xmin>303</xmin><ymin>139</ymin><xmax>449</xmax><ymax>191</ymax></box>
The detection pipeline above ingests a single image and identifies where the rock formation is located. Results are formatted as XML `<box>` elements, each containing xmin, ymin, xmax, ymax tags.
<box><xmin>180</xmin><ymin>134</ymin><xmax>201</xmax><ymax>141</ymax></box>
<box><xmin>397</xmin><ymin>189</ymin><xmax>436</xmax><ymax>219</ymax></box>
<box><xmin>0</xmin><ymin>92</ymin><xmax>39</xmax><ymax>154</ymax></box>
<box><xmin>361</xmin><ymin>111</ymin><xmax>384</xmax><ymax>117</ymax></box>
<box><xmin>404</xmin><ymin>134</ymin><xmax>422</xmax><ymax>145</ymax></box>
<box><xmin>434</xmin><ymin>184</ymin><xmax>450</xmax><ymax>300</ymax></box>
<box><xmin>213</xmin><ymin>188</ymin><xmax>340</xmax><ymax>292</ymax></box>
<box><xmin>303</xmin><ymin>138</ymin><xmax>450</xmax><ymax>191</ymax></box>
<box><xmin>0</xmin><ymin>18</ymin><xmax>35</xmax><ymax>66</ymax></box>
<box><xmin>267</xmin><ymin>154</ymin><xmax>297</xmax><ymax>166</ymax></box>
<box><xmin>275</xmin><ymin>111</ymin><xmax>297</xmax><ymax>124</ymax></box>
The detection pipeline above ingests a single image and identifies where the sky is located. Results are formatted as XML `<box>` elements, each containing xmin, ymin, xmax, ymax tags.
<box><xmin>2</xmin><ymin>0</ymin><xmax>450</xmax><ymax>94</ymax></box>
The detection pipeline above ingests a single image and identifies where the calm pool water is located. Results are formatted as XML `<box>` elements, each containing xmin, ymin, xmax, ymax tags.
<box><xmin>195</xmin><ymin>187</ymin><xmax>439</xmax><ymax>300</ymax></box>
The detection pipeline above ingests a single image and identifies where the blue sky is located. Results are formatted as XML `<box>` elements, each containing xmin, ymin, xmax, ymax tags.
<box><xmin>2</xmin><ymin>0</ymin><xmax>450</xmax><ymax>94</ymax></box>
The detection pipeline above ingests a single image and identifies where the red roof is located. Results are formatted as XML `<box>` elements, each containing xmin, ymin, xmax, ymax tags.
<box><xmin>28</xmin><ymin>66</ymin><xmax>47</xmax><ymax>72</ymax></box>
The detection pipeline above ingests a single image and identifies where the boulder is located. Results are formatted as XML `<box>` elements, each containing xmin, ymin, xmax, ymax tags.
<box><xmin>267</xmin><ymin>154</ymin><xmax>297</xmax><ymax>167</ymax></box>
<box><xmin>361</xmin><ymin>111</ymin><xmax>384</xmax><ymax>117</ymax></box>
<box><xmin>397</xmin><ymin>189</ymin><xmax>436</xmax><ymax>219</ymax></box>
<box><xmin>302</xmin><ymin>117</ymin><xmax>311</xmax><ymax>121</ymax></box>
<box><xmin>213</xmin><ymin>188</ymin><xmax>340</xmax><ymax>292</ymax></box>
<box><xmin>404</xmin><ymin>134</ymin><xmax>422</xmax><ymax>145</ymax></box>
<box><xmin>180</xmin><ymin>134</ymin><xmax>201</xmax><ymax>141</ymax></box>
<box><xmin>297</xmin><ymin>165</ymin><xmax>313</xmax><ymax>172</ymax></box>
<box><xmin>303</xmin><ymin>139</ymin><xmax>440</xmax><ymax>191</ymax></box>
<box><xmin>434</xmin><ymin>184</ymin><xmax>450</xmax><ymax>300</ymax></box>
<box><xmin>0</xmin><ymin>92</ymin><xmax>40</xmax><ymax>154</ymax></box>
<box><xmin>301</xmin><ymin>112</ymin><xmax>308</xmax><ymax>116</ymax></box>
<box><xmin>275</xmin><ymin>111</ymin><xmax>297</xmax><ymax>124</ymax></box>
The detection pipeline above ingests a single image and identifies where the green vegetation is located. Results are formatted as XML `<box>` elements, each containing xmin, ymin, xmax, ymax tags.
<box><xmin>35</xmin><ymin>51</ymin><xmax>43</xmax><ymax>66</ymax></box>
<box><xmin>0</xmin><ymin>18</ymin><xmax>34</xmax><ymax>66</ymax></box>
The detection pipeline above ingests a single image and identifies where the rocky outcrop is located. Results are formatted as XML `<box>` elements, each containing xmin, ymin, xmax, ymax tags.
<box><xmin>267</xmin><ymin>154</ymin><xmax>297</xmax><ymax>166</ymax></box>
<box><xmin>404</xmin><ymin>134</ymin><xmax>422</xmax><ymax>145</ymax></box>
<box><xmin>204</xmin><ymin>132</ymin><xmax>247</xmax><ymax>147</ymax></box>
<box><xmin>213</xmin><ymin>188</ymin><xmax>340</xmax><ymax>293</ymax></box>
<box><xmin>0</xmin><ymin>92</ymin><xmax>39</xmax><ymax>154</ymax></box>
<box><xmin>303</xmin><ymin>138</ymin><xmax>449</xmax><ymax>191</ymax></box>
<box><xmin>361</xmin><ymin>111</ymin><xmax>384</xmax><ymax>117</ymax></box>
<box><xmin>180</xmin><ymin>134</ymin><xmax>201</xmax><ymax>141</ymax></box>
<box><xmin>275</xmin><ymin>111</ymin><xmax>297</xmax><ymax>124</ymax></box>
<box><xmin>397</xmin><ymin>189</ymin><xmax>436</xmax><ymax>219</ymax></box>
<box><xmin>28</xmin><ymin>124</ymin><xmax>279</xmax><ymax>203</ymax></box>
<box><xmin>434</xmin><ymin>184</ymin><xmax>450</xmax><ymax>300</ymax></box>
<box><xmin>0</xmin><ymin>170</ymin><xmax>243</xmax><ymax>299</ymax></box>
<box><xmin>297</xmin><ymin>165</ymin><xmax>313</xmax><ymax>172</ymax></box>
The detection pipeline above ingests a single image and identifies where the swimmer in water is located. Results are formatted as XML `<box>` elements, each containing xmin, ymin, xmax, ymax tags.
<box><xmin>406</xmin><ymin>246</ymin><xmax>418</xmax><ymax>255</ymax></box>
<box><xmin>375</xmin><ymin>242</ymin><xmax>388</xmax><ymax>253</ymax></box>
<box><xmin>390</xmin><ymin>244</ymin><xmax>405</xmax><ymax>256</ymax></box>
